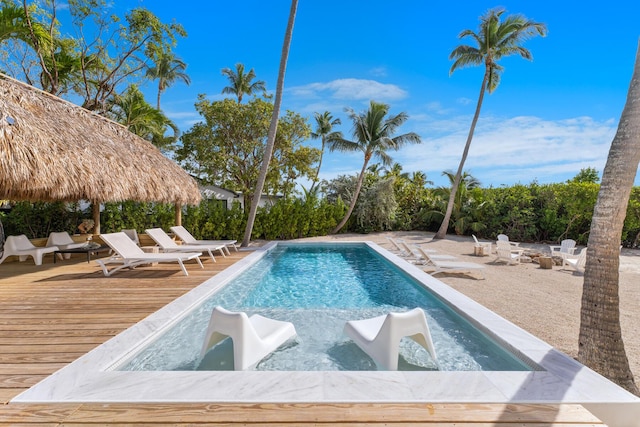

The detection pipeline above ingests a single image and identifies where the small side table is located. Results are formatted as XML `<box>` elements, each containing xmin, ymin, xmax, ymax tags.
<box><xmin>141</xmin><ymin>246</ymin><xmax>160</xmax><ymax>265</ymax></box>
<box><xmin>538</xmin><ymin>256</ymin><xmax>553</xmax><ymax>269</ymax></box>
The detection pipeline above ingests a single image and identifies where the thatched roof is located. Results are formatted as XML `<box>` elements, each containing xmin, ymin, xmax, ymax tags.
<box><xmin>0</xmin><ymin>74</ymin><xmax>201</xmax><ymax>205</ymax></box>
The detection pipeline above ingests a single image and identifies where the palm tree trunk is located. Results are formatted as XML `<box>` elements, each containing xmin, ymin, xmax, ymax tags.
<box><xmin>241</xmin><ymin>0</ymin><xmax>297</xmax><ymax>247</ymax></box>
<box><xmin>309</xmin><ymin>139</ymin><xmax>325</xmax><ymax>192</ymax></box>
<box><xmin>578</xmin><ymin>43</ymin><xmax>640</xmax><ymax>396</ymax></box>
<box><xmin>434</xmin><ymin>69</ymin><xmax>489</xmax><ymax>239</ymax></box>
<box><xmin>331</xmin><ymin>157</ymin><xmax>369</xmax><ymax>234</ymax></box>
<box><xmin>157</xmin><ymin>81</ymin><xmax>162</xmax><ymax>110</ymax></box>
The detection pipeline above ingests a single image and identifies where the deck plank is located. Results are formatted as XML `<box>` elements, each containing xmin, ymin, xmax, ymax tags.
<box><xmin>0</xmin><ymin>250</ymin><xmax>604</xmax><ymax>425</ymax></box>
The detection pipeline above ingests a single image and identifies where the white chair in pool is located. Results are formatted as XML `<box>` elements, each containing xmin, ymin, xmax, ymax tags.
<box><xmin>0</xmin><ymin>234</ymin><xmax>58</xmax><ymax>266</ymax></box>
<box><xmin>145</xmin><ymin>228</ymin><xmax>226</xmax><ymax>262</ymax></box>
<box><xmin>200</xmin><ymin>306</ymin><xmax>297</xmax><ymax>370</ymax></box>
<box><xmin>46</xmin><ymin>231</ymin><xmax>86</xmax><ymax>260</ymax></box>
<box><xmin>344</xmin><ymin>308</ymin><xmax>437</xmax><ymax>371</ymax></box>
<box><xmin>96</xmin><ymin>232</ymin><xmax>203</xmax><ymax>276</ymax></box>
<box><xmin>170</xmin><ymin>225</ymin><xmax>238</xmax><ymax>255</ymax></box>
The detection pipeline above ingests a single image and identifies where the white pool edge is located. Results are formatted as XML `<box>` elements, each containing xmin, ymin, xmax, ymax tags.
<box><xmin>12</xmin><ymin>241</ymin><xmax>640</xmax><ymax>426</ymax></box>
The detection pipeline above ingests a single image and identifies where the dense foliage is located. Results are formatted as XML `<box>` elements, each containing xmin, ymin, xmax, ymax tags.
<box><xmin>3</xmin><ymin>178</ymin><xmax>640</xmax><ymax>247</ymax></box>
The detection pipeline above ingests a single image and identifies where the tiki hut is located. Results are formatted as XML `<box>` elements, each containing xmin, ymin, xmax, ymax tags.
<box><xmin>0</xmin><ymin>73</ymin><xmax>201</xmax><ymax>234</ymax></box>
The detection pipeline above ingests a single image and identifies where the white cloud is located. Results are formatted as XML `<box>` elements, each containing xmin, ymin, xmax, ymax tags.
<box><xmin>369</xmin><ymin>67</ymin><xmax>388</xmax><ymax>77</ymax></box>
<box><xmin>288</xmin><ymin>78</ymin><xmax>408</xmax><ymax>102</ymax></box>
<box><xmin>386</xmin><ymin>115</ymin><xmax>617</xmax><ymax>187</ymax></box>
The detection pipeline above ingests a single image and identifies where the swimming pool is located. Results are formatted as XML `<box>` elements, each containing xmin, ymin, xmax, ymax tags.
<box><xmin>13</xmin><ymin>240</ymin><xmax>640</xmax><ymax>426</ymax></box>
<box><xmin>120</xmin><ymin>243</ymin><xmax>534</xmax><ymax>372</ymax></box>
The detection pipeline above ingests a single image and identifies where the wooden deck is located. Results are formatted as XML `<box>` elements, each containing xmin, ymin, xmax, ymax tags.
<box><xmin>0</xmin><ymin>248</ymin><xmax>606</xmax><ymax>425</ymax></box>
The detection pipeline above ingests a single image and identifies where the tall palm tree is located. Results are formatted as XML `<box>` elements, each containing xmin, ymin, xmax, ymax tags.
<box><xmin>434</xmin><ymin>8</ymin><xmax>546</xmax><ymax>239</ymax></box>
<box><xmin>241</xmin><ymin>0</ymin><xmax>297</xmax><ymax>247</ymax></box>
<box><xmin>145</xmin><ymin>51</ymin><xmax>191</xmax><ymax>110</ymax></box>
<box><xmin>221</xmin><ymin>63</ymin><xmax>266</xmax><ymax>103</ymax></box>
<box><xmin>310</xmin><ymin>111</ymin><xmax>342</xmax><ymax>192</ymax></box>
<box><xmin>578</xmin><ymin>44</ymin><xmax>640</xmax><ymax>395</ymax></box>
<box><xmin>329</xmin><ymin>100</ymin><xmax>421</xmax><ymax>234</ymax></box>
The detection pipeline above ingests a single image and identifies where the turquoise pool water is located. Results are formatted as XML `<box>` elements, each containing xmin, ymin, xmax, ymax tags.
<box><xmin>121</xmin><ymin>243</ymin><xmax>534</xmax><ymax>372</ymax></box>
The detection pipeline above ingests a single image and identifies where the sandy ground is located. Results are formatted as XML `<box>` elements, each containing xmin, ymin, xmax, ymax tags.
<box><xmin>294</xmin><ymin>231</ymin><xmax>640</xmax><ymax>382</ymax></box>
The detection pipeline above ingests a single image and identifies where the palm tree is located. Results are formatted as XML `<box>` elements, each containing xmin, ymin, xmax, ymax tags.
<box><xmin>108</xmin><ymin>84</ymin><xmax>177</xmax><ymax>150</ymax></box>
<box><xmin>0</xmin><ymin>3</ymin><xmax>50</xmax><ymax>48</ymax></box>
<box><xmin>578</xmin><ymin>45</ymin><xmax>640</xmax><ymax>395</ymax></box>
<box><xmin>434</xmin><ymin>8</ymin><xmax>546</xmax><ymax>239</ymax></box>
<box><xmin>434</xmin><ymin>170</ymin><xmax>481</xmax><ymax>235</ymax></box>
<box><xmin>241</xmin><ymin>0</ymin><xmax>297</xmax><ymax>247</ymax></box>
<box><xmin>221</xmin><ymin>63</ymin><xmax>266</xmax><ymax>103</ymax></box>
<box><xmin>310</xmin><ymin>111</ymin><xmax>342</xmax><ymax>192</ymax></box>
<box><xmin>145</xmin><ymin>51</ymin><xmax>191</xmax><ymax>110</ymax></box>
<box><xmin>329</xmin><ymin>100</ymin><xmax>421</xmax><ymax>234</ymax></box>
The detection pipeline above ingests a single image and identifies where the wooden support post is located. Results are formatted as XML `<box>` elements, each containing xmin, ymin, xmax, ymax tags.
<box><xmin>175</xmin><ymin>204</ymin><xmax>182</xmax><ymax>226</ymax></box>
<box><xmin>92</xmin><ymin>201</ymin><xmax>100</xmax><ymax>236</ymax></box>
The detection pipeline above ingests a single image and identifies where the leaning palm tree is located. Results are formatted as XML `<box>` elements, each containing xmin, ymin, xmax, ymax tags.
<box><xmin>145</xmin><ymin>51</ymin><xmax>191</xmax><ymax>110</ymax></box>
<box><xmin>241</xmin><ymin>0</ymin><xmax>298</xmax><ymax>247</ymax></box>
<box><xmin>578</xmin><ymin>44</ymin><xmax>640</xmax><ymax>395</ymax></box>
<box><xmin>329</xmin><ymin>100</ymin><xmax>421</xmax><ymax>234</ymax></box>
<box><xmin>310</xmin><ymin>111</ymin><xmax>342</xmax><ymax>192</ymax></box>
<box><xmin>221</xmin><ymin>63</ymin><xmax>266</xmax><ymax>103</ymax></box>
<box><xmin>434</xmin><ymin>8</ymin><xmax>546</xmax><ymax>239</ymax></box>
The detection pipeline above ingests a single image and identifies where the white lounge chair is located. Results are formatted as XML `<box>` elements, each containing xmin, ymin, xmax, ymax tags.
<box><xmin>497</xmin><ymin>234</ymin><xmax>520</xmax><ymax>247</ymax></box>
<box><xmin>46</xmin><ymin>231</ymin><xmax>86</xmax><ymax>260</ymax></box>
<box><xmin>563</xmin><ymin>247</ymin><xmax>587</xmax><ymax>273</ymax></box>
<box><xmin>411</xmin><ymin>245</ymin><xmax>457</xmax><ymax>263</ymax></box>
<box><xmin>96</xmin><ymin>232</ymin><xmax>203</xmax><ymax>276</ymax></box>
<box><xmin>343</xmin><ymin>308</ymin><xmax>437</xmax><ymax>371</ymax></box>
<box><xmin>0</xmin><ymin>234</ymin><xmax>58</xmax><ymax>266</ymax></box>
<box><xmin>385</xmin><ymin>237</ymin><xmax>410</xmax><ymax>256</ymax></box>
<box><xmin>170</xmin><ymin>226</ymin><xmax>238</xmax><ymax>255</ymax></box>
<box><xmin>146</xmin><ymin>228</ymin><xmax>226</xmax><ymax>262</ymax></box>
<box><xmin>472</xmin><ymin>235</ymin><xmax>492</xmax><ymax>254</ymax></box>
<box><xmin>550</xmin><ymin>239</ymin><xmax>576</xmax><ymax>258</ymax></box>
<box><xmin>495</xmin><ymin>240</ymin><xmax>524</xmax><ymax>265</ymax></box>
<box><xmin>201</xmin><ymin>306</ymin><xmax>297</xmax><ymax>370</ymax></box>
<box><xmin>419</xmin><ymin>251</ymin><xmax>485</xmax><ymax>279</ymax></box>
<box><xmin>122</xmin><ymin>229</ymin><xmax>140</xmax><ymax>246</ymax></box>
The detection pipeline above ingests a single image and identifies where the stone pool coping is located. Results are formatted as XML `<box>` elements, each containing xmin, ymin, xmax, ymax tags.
<box><xmin>12</xmin><ymin>241</ymin><xmax>640</xmax><ymax>426</ymax></box>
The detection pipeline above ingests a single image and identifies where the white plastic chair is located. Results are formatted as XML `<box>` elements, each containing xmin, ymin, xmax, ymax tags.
<box><xmin>497</xmin><ymin>234</ymin><xmax>520</xmax><ymax>247</ymax></box>
<box><xmin>563</xmin><ymin>247</ymin><xmax>587</xmax><ymax>272</ymax></box>
<box><xmin>550</xmin><ymin>239</ymin><xmax>576</xmax><ymax>258</ymax></box>
<box><xmin>46</xmin><ymin>231</ymin><xmax>86</xmax><ymax>259</ymax></box>
<box><xmin>170</xmin><ymin>226</ymin><xmax>238</xmax><ymax>255</ymax></box>
<box><xmin>495</xmin><ymin>240</ymin><xmax>524</xmax><ymax>265</ymax></box>
<box><xmin>472</xmin><ymin>235</ymin><xmax>492</xmax><ymax>254</ymax></box>
<box><xmin>0</xmin><ymin>234</ymin><xmax>58</xmax><ymax>266</ymax></box>
<box><xmin>200</xmin><ymin>306</ymin><xmax>297</xmax><ymax>370</ymax></box>
<box><xmin>343</xmin><ymin>308</ymin><xmax>437</xmax><ymax>371</ymax></box>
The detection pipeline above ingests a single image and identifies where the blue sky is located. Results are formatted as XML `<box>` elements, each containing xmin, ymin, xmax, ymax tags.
<box><xmin>131</xmin><ymin>0</ymin><xmax>639</xmax><ymax>188</ymax></box>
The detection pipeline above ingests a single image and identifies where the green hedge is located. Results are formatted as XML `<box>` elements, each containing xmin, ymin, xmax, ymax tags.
<box><xmin>2</xmin><ymin>181</ymin><xmax>640</xmax><ymax>247</ymax></box>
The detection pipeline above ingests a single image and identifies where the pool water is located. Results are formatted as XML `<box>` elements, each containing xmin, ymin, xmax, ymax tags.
<box><xmin>121</xmin><ymin>243</ymin><xmax>534</xmax><ymax>372</ymax></box>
